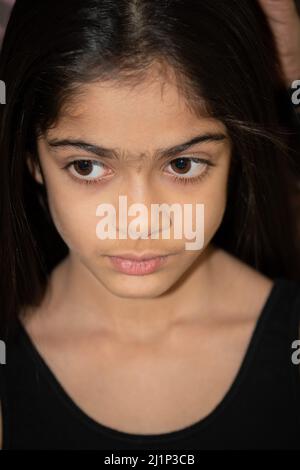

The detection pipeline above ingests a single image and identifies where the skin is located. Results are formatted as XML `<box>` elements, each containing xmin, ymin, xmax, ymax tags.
<box><xmin>1</xmin><ymin>1</ymin><xmax>300</xmax><ymax>446</ymax></box>
<box><xmin>0</xmin><ymin>63</ymin><xmax>276</xmax><ymax>442</ymax></box>
<box><xmin>26</xmin><ymin>64</ymin><xmax>237</xmax><ymax>340</ymax></box>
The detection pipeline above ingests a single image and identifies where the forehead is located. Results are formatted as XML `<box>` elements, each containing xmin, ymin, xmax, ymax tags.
<box><xmin>47</xmin><ymin>65</ymin><xmax>228</xmax><ymax>149</ymax></box>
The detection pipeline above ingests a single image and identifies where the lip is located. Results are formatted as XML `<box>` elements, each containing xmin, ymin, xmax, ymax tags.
<box><xmin>106</xmin><ymin>252</ymin><xmax>173</xmax><ymax>261</ymax></box>
<box><xmin>106</xmin><ymin>253</ymin><xmax>173</xmax><ymax>275</ymax></box>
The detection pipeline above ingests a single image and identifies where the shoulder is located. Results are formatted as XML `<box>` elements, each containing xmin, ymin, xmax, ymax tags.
<box><xmin>0</xmin><ymin>366</ymin><xmax>3</xmax><ymax>450</ymax></box>
<box><xmin>0</xmin><ymin>400</ymin><xmax>3</xmax><ymax>450</ymax></box>
<box><xmin>212</xmin><ymin>247</ymin><xmax>300</xmax><ymax>370</ymax></box>
<box><xmin>0</xmin><ymin>319</ymin><xmax>39</xmax><ymax>451</ymax></box>
<box><xmin>209</xmin><ymin>246</ymin><xmax>275</xmax><ymax>322</ymax></box>
<box><xmin>0</xmin><ymin>401</ymin><xmax>2</xmax><ymax>450</ymax></box>
<box><xmin>209</xmin><ymin>246</ymin><xmax>300</xmax><ymax>335</ymax></box>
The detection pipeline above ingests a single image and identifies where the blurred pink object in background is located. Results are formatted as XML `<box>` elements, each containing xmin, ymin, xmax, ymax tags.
<box><xmin>0</xmin><ymin>0</ymin><xmax>15</xmax><ymax>46</ymax></box>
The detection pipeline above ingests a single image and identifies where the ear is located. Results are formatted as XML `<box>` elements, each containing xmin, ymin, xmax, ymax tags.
<box><xmin>26</xmin><ymin>153</ymin><xmax>44</xmax><ymax>185</ymax></box>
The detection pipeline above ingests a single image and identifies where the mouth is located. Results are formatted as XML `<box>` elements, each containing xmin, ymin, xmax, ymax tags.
<box><xmin>105</xmin><ymin>253</ymin><xmax>174</xmax><ymax>275</ymax></box>
<box><xmin>107</xmin><ymin>252</ymin><xmax>173</xmax><ymax>261</ymax></box>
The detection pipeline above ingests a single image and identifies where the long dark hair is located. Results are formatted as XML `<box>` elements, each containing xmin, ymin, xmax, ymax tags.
<box><xmin>0</xmin><ymin>0</ymin><xmax>300</xmax><ymax>339</ymax></box>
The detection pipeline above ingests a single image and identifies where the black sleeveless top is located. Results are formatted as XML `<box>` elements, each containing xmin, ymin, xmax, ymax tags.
<box><xmin>1</xmin><ymin>278</ymin><xmax>300</xmax><ymax>450</ymax></box>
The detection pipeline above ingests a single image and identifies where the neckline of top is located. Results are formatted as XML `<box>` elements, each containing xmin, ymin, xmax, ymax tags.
<box><xmin>16</xmin><ymin>277</ymin><xmax>288</xmax><ymax>443</ymax></box>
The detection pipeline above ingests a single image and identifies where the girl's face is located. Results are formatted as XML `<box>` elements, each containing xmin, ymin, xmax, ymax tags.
<box><xmin>31</xmin><ymin>66</ymin><xmax>232</xmax><ymax>299</ymax></box>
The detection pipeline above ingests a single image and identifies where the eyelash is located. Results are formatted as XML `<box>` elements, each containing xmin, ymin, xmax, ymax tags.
<box><xmin>63</xmin><ymin>156</ymin><xmax>216</xmax><ymax>186</ymax></box>
<box><xmin>169</xmin><ymin>158</ymin><xmax>215</xmax><ymax>185</ymax></box>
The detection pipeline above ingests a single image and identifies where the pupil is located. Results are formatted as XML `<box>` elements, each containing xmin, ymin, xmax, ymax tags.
<box><xmin>75</xmin><ymin>160</ymin><xmax>92</xmax><ymax>175</ymax></box>
<box><xmin>172</xmin><ymin>158</ymin><xmax>191</xmax><ymax>174</ymax></box>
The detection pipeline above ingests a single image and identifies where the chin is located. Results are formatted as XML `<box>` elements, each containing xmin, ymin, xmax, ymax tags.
<box><xmin>99</xmin><ymin>273</ymin><xmax>176</xmax><ymax>299</ymax></box>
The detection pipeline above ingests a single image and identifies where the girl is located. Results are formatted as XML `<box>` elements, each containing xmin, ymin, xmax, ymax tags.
<box><xmin>0</xmin><ymin>0</ymin><xmax>300</xmax><ymax>450</ymax></box>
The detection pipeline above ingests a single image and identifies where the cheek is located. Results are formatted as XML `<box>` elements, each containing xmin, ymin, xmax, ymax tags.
<box><xmin>203</xmin><ymin>192</ymin><xmax>226</xmax><ymax>241</ymax></box>
<box><xmin>47</xmin><ymin>188</ymin><xmax>100</xmax><ymax>256</ymax></box>
<box><xmin>201</xmin><ymin>167</ymin><xmax>229</xmax><ymax>241</ymax></box>
<box><xmin>47</xmin><ymin>187</ymin><xmax>227</xmax><ymax>255</ymax></box>
<box><xmin>40</xmin><ymin>161</ymin><xmax>107</xmax><ymax>254</ymax></box>
<box><xmin>42</xmin><ymin>152</ymin><xmax>230</xmax><ymax>257</ymax></box>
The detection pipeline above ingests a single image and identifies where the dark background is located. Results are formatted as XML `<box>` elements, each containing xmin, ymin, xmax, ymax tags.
<box><xmin>1</xmin><ymin>0</ymin><xmax>300</xmax><ymax>47</ymax></box>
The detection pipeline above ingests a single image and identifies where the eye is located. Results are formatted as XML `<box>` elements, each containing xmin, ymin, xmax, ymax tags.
<box><xmin>67</xmin><ymin>160</ymin><xmax>111</xmax><ymax>182</ymax></box>
<box><xmin>165</xmin><ymin>157</ymin><xmax>209</xmax><ymax>179</ymax></box>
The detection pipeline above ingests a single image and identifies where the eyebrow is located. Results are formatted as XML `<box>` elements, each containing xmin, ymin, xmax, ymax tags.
<box><xmin>46</xmin><ymin>132</ymin><xmax>227</xmax><ymax>160</ymax></box>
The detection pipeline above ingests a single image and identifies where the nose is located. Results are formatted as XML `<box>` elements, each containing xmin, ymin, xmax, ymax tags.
<box><xmin>115</xmin><ymin>196</ymin><xmax>172</xmax><ymax>239</ymax></box>
<box><xmin>115</xmin><ymin>181</ymin><xmax>172</xmax><ymax>239</ymax></box>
